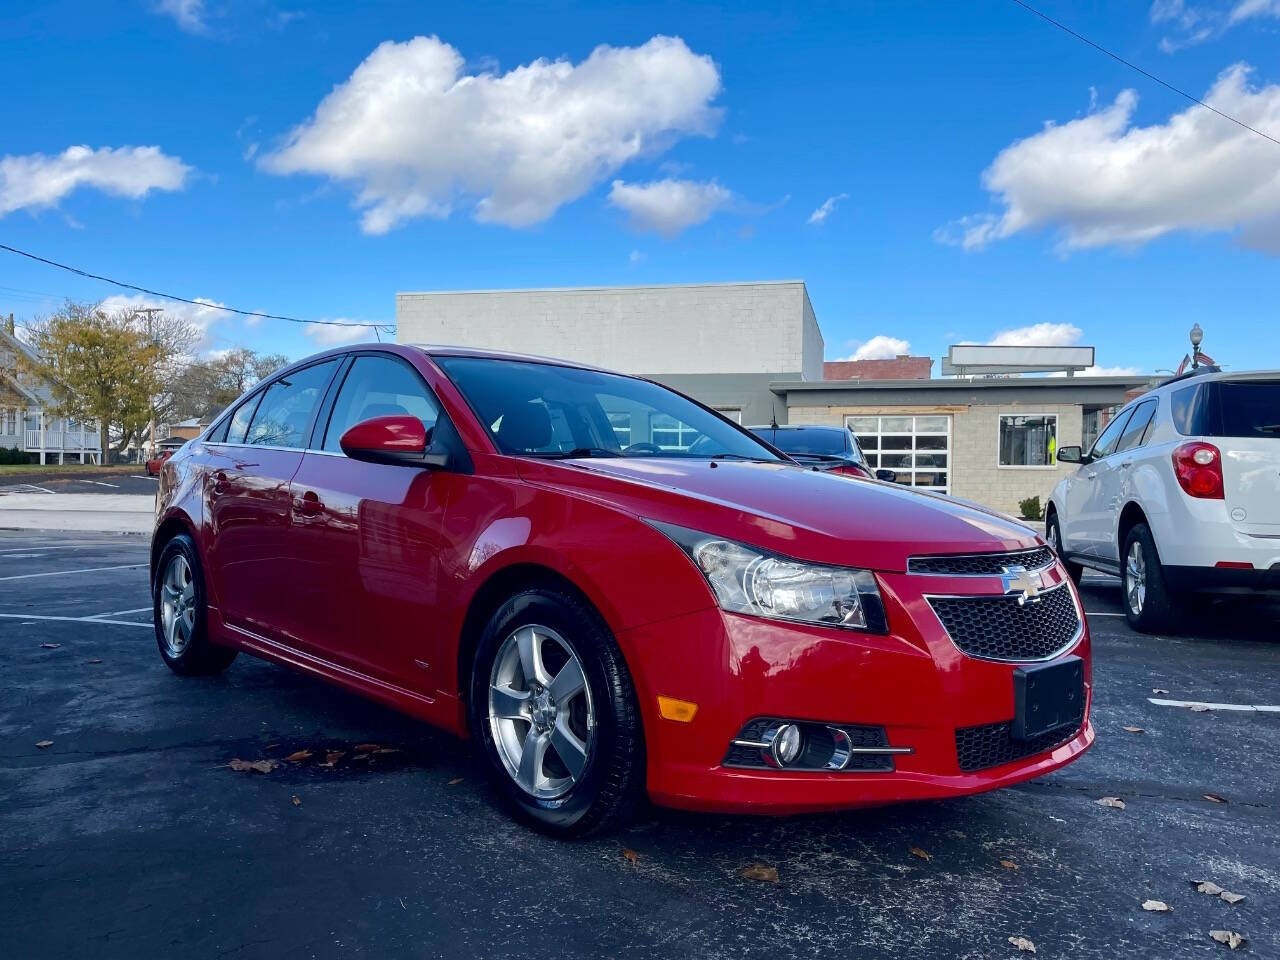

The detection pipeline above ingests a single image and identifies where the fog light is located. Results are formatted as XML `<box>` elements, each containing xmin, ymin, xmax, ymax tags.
<box><xmin>767</xmin><ymin>723</ymin><xmax>803</xmax><ymax>767</ymax></box>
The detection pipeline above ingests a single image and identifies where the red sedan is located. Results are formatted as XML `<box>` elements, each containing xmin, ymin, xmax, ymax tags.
<box><xmin>152</xmin><ymin>345</ymin><xmax>1093</xmax><ymax>836</ymax></box>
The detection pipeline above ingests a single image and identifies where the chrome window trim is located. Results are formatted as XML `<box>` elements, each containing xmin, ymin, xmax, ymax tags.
<box><xmin>906</xmin><ymin>548</ymin><xmax>1055</xmax><ymax>577</ymax></box>
<box><xmin>923</xmin><ymin>580</ymin><xmax>1085</xmax><ymax>665</ymax></box>
<box><xmin>201</xmin><ymin>441</ymin><xmax>349</xmax><ymax>458</ymax></box>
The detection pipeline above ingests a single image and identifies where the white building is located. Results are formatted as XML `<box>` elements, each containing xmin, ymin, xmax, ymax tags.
<box><xmin>0</xmin><ymin>321</ymin><xmax>103</xmax><ymax>464</ymax></box>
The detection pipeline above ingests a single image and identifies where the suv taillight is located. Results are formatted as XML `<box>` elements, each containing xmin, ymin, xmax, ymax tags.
<box><xmin>1172</xmin><ymin>441</ymin><xmax>1224</xmax><ymax>499</ymax></box>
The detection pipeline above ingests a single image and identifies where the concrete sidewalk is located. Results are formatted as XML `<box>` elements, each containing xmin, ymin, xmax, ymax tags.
<box><xmin>0</xmin><ymin>493</ymin><xmax>153</xmax><ymax>533</ymax></box>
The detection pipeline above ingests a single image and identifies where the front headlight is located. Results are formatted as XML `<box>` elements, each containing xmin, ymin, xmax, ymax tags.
<box><xmin>651</xmin><ymin>521</ymin><xmax>888</xmax><ymax>633</ymax></box>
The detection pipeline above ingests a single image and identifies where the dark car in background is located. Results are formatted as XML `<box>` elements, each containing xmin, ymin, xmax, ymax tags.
<box><xmin>749</xmin><ymin>424</ymin><xmax>893</xmax><ymax>481</ymax></box>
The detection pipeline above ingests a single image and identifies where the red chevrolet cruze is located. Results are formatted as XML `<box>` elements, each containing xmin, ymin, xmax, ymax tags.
<box><xmin>152</xmin><ymin>344</ymin><xmax>1093</xmax><ymax>835</ymax></box>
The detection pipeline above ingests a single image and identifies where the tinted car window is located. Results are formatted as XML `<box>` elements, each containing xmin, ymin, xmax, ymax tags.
<box><xmin>323</xmin><ymin>355</ymin><xmax>440</xmax><ymax>453</ymax></box>
<box><xmin>225</xmin><ymin>394</ymin><xmax>261</xmax><ymax>445</ymax></box>
<box><xmin>1090</xmin><ymin>407</ymin><xmax>1134</xmax><ymax>459</ymax></box>
<box><xmin>1170</xmin><ymin>384</ymin><xmax>1210</xmax><ymax>436</ymax></box>
<box><xmin>245</xmin><ymin>360</ymin><xmax>338</xmax><ymax>448</ymax></box>
<box><xmin>1216</xmin><ymin>381</ymin><xmax>1280</xmax><ymax>438</ymax></box>
<box><xmin>437</xmin><ymin>355</ymin><xmax>780</xmax><ymax>460</ymax></box>
<box><xmin>754</xmin><ymin>428</ymin><xmax>849</xmax><ymax>456</ymax></box>
<box><xmin>1115</xmin><ymin>400</ymin><xmax>1157</xmax><ymax>453</ymax></box>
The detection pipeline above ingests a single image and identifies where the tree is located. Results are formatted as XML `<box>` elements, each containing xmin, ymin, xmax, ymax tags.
<box><xmin>168</xmin><ymin>347</ymin><xmax>288</xmax><ymax>422</ymax></box>
<box><xmin>20</xmin><ymin>301</ymin><xmax>199</xmax><ymax>453</ymax></box>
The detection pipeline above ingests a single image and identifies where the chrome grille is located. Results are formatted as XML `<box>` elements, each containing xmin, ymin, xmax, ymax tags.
<box><xmin>927</xmin><ymin>581</ymin><xmax>1081</xmax><ymax>662</ymax></box>
<box><xmin>908</xmin><ymin>547</ymin><xmax>1054</xmax><ymax>576</ymax></box>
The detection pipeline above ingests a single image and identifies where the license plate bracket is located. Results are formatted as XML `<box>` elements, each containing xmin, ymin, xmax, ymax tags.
<box><xmin>1013</xmin><ymin>656</ymin><xmax>1084</xmax><ymax>741</ymax></box>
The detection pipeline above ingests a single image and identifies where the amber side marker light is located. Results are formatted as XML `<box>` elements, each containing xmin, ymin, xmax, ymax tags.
<box><xmin>657</xmin><ymin>696</ymin><xmax>699</xmax><ymax>722</ymax></box>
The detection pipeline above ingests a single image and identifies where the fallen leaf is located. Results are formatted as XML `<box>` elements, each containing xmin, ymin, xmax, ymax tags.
<box><xmin>1190</xmin><ymin>704</ymin><xmax>1212</xmax><ymax>713</ymax></box>
<box><xmin>35</xmin><ymin>740</ymin><xmax>53</xmax><ymax>749</ymax></box>
<box><xmin>1097</xmin><ymin>796</ymin><xmax>1126</xmax><ymax>809</ymax></box>
<box><xmin>1142</xmin><ymin>899</ymin><xmax>1172</xmax><ymax>912</ymax></box>
<box><xmin>263</xmin><ymin>743</ymin><xmax>280</xmax><ymax>751</ymax></box>
<box><xmin>909</xmin><ymin>846</ymin><xmax>932</xmax><ymax>861</ymax></box>
<box><xmin>1000</xmin><ymin>859</ymin><xmax>1019</xmax><ymax>871</ymax></box>
<box><xmin>374</xmin><ymin>747</ymin><xmax>400</xmax><ymax>755</ymax></box>
<box><xmin>1220</xmin><ymin>891</ymin><xmax>1246</xmax><ymax>905</ymax></box>
<box><xmin>1122</xmin><ymin>725</ymin><xmax>1145</xmax><ymax>733</ymax></box>
<box><xmin>1204</xmin><ymin>793</ymin><xmax>1228</xmax><ymax>804</ymax></box>
<box><xmin>1153</xmin><ymin>688</ymin><xmax>1169</xmax><ymax>695</ymax></box>
<box><xmin>739</xmin><ymin>862</ymin><xmax>779</xmax><ymax>883</ymax></box>
<box><xmin>1194</xmin><ymin>881</ymin><xmax>1225</xmax><ymax>896</ymax></box>
<box><xmin>228</xmin><ymin>758</ymin><xmax>278</xmax><ymax>773</ymax></box>
<box><xmin>86</xmin><ymin>658</ymin><xmax>103</xmax><ymax>664</ymax></box>
<box><xmin>40</xmin><ymin>643</ymin><xmax>60</xmax><ymax>649</ymax></box>
<box><xmin>447</xmin><ymin>777</ymin><xmax>464</xmax><ymax>786</ymax></box>
<box><xmin>291</xmin><ymin>795</ymin><xmax>301</xmax><ymax>807</ymax></box>
<box><xmin>1008</xmin><ymin>935</ymin><xmax>1037</xmax><ymax>953</ymax></box>
<box><xmin>621</xmin><ymin>848</ymin><xmax>641</xmax><ymax>864</ymax></box>
<box><xmin>1209</xmin><ymin>930</ymin><xmax>1247</xmax><ymax>950</ymax></box>
<box><xmin>320</xmin><ymin>750</ymin><xmax>344</xmax><ymax>767</ymax></box>
<box><xmin>354</xmin><ymin>743</ymin><xmax>379</xmax><ymax>754</ymax></box>
<box><xmin>284</xmin><ymin>749</ymin><xmax>313</xmax><ymax>763</ymax></box>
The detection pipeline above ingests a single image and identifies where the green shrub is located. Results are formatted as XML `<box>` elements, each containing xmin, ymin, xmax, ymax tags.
<box><xmin>0</xmin><ymin>446</ymin><xmax>29</xmax><ymax>465</ymax></box>
<box><xmin>1018</xmin><ymin>495</ymin><xmax>1042</xmax><ymax>521</ymax></box>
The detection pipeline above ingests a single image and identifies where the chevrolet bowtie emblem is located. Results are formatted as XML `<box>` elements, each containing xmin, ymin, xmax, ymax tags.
<box><xmin>1000</xmin><ymin>565</ymin><xmax>1043</xmax><ymax>605</ymax></box>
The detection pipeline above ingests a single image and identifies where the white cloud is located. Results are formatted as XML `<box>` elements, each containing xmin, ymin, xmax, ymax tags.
<box><xmin>155</xmin><ymin>0</ymin><xmax>208</xmax><ymax>34</ymax></box>
<box><xmin>1150</xmin><ymin>1</ymin><xmax>1278</xmax><ymax>49</ymax></box>
<box><xmin>98</xmin><ymin>295</ymin><xmax>226</xmax><ymax>334</ymax></box>
<box><xmin>304</xmin><ymin>322</ymin><xmax>379</xmax><ymax>347</ymax></box>
<box><xmin>628</xmin><ymin>249</ymin><xmax>645</xmax><ymax>263</ymax></box>
<box><xmin>807</xmin><ymin>193</ymin><xmax>848</xmax><ymax>225</ymax></box>
<box><xmin>938</xmin><ymin>65</ymin><xmax>1280</xmax><ymax>253</ymax></box>
<box><xmin>988</xmin><ymin>322</ymin><xmax>1082</xmax><ymax>347</ymax></box>
<box><xmin>845</xmin><ymin>335</ymin><xmax>912</xmax><ymax>361</ymax></box>
<box><xmin>0</xmin><ymin>145</ymin><xmax>191</xmax><ymax>217</ymax></box>
<box><xmin>263</xmin><ymin>35</ymin><xmax>722</xmax><ymax>234</ymax></box>
<box><xmin>1229</xmin><ymin>0</ymin><xmax>1280</xmax><ymax>22</ymax></box>
<box><xmin>607</xmin><ymin>178</ymin><xmax>730</xmax><ymax>235</ymax></box>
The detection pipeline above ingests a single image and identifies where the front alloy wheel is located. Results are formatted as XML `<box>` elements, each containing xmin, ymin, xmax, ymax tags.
<box><xmin>488</xmin><ymin>624</ymin><xmax>595</xmax><ymax>800</ymax></box>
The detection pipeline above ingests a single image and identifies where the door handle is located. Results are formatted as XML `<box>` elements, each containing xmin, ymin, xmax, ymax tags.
<box><xmin>212</xmin><ymin>471</ymin><xmax>229</xmax><ymax>495</ymax></box>
<box><xmin>294</xmin><ymin>490</ymin><xmax>323</xmax><ymax>517</ymax></box>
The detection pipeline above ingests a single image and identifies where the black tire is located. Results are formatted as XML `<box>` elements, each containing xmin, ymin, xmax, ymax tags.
<box><xmin>467</xmin><ymin>587</ymin><xmax>645</xmax><ymax>838</ymax></box>
<box><xmin>1046</xmin><ymin>513</ymin><xmax>1084</xmax><ymax>586</ymax></box>
<box><xmin>1121</xmin><ymin>523</ymin><xmax>1182</xmax><ymax>633</ymax></box>
<box><xmin>153</xmin><ymin>533</ymin><xmax>237</xmax><ymax>676</ymax></box>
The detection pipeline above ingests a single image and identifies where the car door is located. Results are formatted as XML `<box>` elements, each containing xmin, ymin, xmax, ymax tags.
<box><xmin>1075</xmin><ymin>404</ymin><xmax>1136</xmax><ymax>560</ymax></box>
<box><xmin>204</xmin><ymin>359</ymin><xmax>340</xmax><ymax>641</ymax></box>
<box><xmin>1095</xmin><ymin>399</ymin><xmax>1159</xmax><ymax>564</ymax></box>
<box><xmin>286</xmin><ymin>352</ymin><xmax>453</xmax><ymax>687</ymax></box>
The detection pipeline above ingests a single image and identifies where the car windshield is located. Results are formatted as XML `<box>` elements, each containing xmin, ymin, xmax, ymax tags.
<box><xmin>435</xmin><ymin>355</ymin><xmax>783</xmax><ymax>461</ymax></box>
<box><xmin>754</xmin><ymin>428</ymin><xmax>848</xmax><ymax>457</ymax></box>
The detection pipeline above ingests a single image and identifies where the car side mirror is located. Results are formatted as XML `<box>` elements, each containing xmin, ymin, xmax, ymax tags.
<box><xmin>339</xmin><ymin>415</ymin><xmax>449</xmax><ymax>468</ymax></box>
<box><xmin>874</xmin><ymin>469</ymin><xmax>897</xmax><ymax>482</ymax></box>
<box><xmin>1055</xmin><ymin>445</ymin><xmax>1085</xmax><ymax>464</ymax></box>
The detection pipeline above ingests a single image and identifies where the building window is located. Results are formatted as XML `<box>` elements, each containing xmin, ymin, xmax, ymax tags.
<box><xmin>607</xmin><ymin>412</ymin><xmax>632</xmax><ymax>447</ymax></box>
<box><xmin>714</xmin><ymin>407</ymin><xmax>742</xmax><ymax>424</ymax></box>
<box><xmin>999</xmin><ymin>414</ymin><xmax>1058</xmax><ymax>467</ymax></box>
<box><xmin>847</xmin><ymin>414</ymin><xmax>951</xmax><ymax>493</ymax></box>
<box><xmin>650</xmin><ymin>412</ymin><xmax>701</xmax><ymax>451</ymax></box>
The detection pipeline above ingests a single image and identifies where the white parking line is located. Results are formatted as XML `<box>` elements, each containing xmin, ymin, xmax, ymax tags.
<box><xmin>0</xmin><ymin>563</ymin><xmax>146</xmax><ymax>582</ymax></box>
<box><xmin>0</xmin><ymin>544</ymin><xmax>110</xmax><ymax>555</ymax></box>
<box><xmin>0</xmin><ymin>613</ymin><xmax>151</xmax><ymax>629</ymax></box>
<box><xmin>74</xmin><ymin>479</ymin><xmax>119</xmax><ymax>488</ymax></box>
<box><xmin>1149</xmin><ymin>697</ymin><xmax>1280</xmax><ymax>713</ymax></box>
<box><xmin>85</xmin><ymin>606</ymin><xmax>153</xmax><ymax>619</ymax></box>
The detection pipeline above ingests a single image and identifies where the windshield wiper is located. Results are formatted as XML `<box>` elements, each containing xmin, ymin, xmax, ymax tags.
<box><xmin>785</xmin><ymin>452</ymin><xmax>844</xmax><ymax>462</ymax></box>
<box><xmin>706</xmin><ymin>453</ymin><xmax>776</xmax><ymax>462</ymax></box>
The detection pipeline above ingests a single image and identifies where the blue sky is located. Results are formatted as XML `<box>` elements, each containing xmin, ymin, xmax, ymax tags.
<box><xmin>1</xmin><ymin>0</ymin><xmax>1278</xmax><ymax>372</ymax></box>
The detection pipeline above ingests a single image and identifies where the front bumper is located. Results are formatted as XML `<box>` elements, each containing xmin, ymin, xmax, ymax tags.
<box><xmin>619</xmin><ymin>568</ymin><xmax>1093</xmax><ymax>815</ymax></box>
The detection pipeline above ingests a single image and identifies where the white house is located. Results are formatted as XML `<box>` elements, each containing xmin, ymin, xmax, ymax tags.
<box><xmin>0</xmin><ymin>320</ymin><xmax>103</xmax><ymax>464</ymax></box>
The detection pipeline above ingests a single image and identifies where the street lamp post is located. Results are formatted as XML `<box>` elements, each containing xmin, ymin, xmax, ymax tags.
<box><xmin>1190</xmin><ymin>323</ymin><xmax>1204</xmax><ymax>369</ymax></box>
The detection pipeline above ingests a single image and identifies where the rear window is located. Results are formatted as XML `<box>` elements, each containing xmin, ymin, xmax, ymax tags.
<box><xmin>755</xmin><ymin>428</ymin><xmax>848</xmax><ymax>456</ymax></box>
<box><xmin>1172</xmin><ymin>380</ymin><xmax>1280</xmax><ymax>438</ymax></box>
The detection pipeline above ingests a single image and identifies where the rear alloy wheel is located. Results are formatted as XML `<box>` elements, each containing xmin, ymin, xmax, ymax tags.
<box><xmin>1121</xmin><ymin>523</ymin><xmax>1182</xmax><ymax>633</ymax></box>
<box><xmin>1046</xmin><ymin>514</ymin><xmax>1083</xmax><ymax>586</ymax></box>
<box><xmin>153</xmin><ymin>534</ymin><xmax>237</xmax><ymax>676</ymax></box>
<box><xmin>469</xmin><ymin>588</ymin><xmax>644</xmax><ymax>837</ymax></box>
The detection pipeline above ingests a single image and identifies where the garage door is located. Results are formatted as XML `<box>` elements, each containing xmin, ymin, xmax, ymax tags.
<box><xmin>845</xmin><ymin>414</ymin><xmax>951</xmax><ymax>494</ymax></box>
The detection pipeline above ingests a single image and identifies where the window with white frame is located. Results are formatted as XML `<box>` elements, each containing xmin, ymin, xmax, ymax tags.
<box><xmin>846</xmin><ymin>414</ymin><xmax>951</xmax><ymax>493</ymax></box>
<box><xmin>606</xmin><ymin>411</ymin><xmax>632</xmax><ymax>447</ymax></box>
<box><xmin>650</xmin><ymin>412</ymin><xmax>702</xmax><ymax>451</ymax></box>
<box><xmin>714</xmin><ymin>407</ymin><xmax>742</xmax><ymax>424</ymax></box>
<box><xmin>998</xmin><ymin>414</ymin><xmax>1058</xmax><ymax>467</ymax></box>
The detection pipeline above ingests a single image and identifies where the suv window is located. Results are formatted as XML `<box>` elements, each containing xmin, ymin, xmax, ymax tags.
<box><xmin>1170</xmin><ymin>383</ymin><xmax>1210</xmax><ymax>436</ymax></box>
<box><xmin>1090</xmin><ymin>407</ymin><xmax>1134</xmax><ymax>459</ymax></box>
<box><xmin>1115</xmin><ymin>399</ymin><xmax>1157</xmax><ymax>453</ymax></box>
<box><xmin>1216</xmin><ymin>380</ymin><xmax>1280</xmax><ymax>438</ymax></box>
<box><xmin>245</xmin><ymin>360</ymin><xmax>339</xmax><ymax>448</ymax></box>
<box><xmin>323</xmin><ymin>355</ymin><xmax>440</xmax><ymax>453</ymax></box>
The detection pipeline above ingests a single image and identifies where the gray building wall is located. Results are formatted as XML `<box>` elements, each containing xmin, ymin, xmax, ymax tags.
<box><xmin>654</xmin><ymin>372</ymin><xmax>793</xmax><ymax>427</ymax></box>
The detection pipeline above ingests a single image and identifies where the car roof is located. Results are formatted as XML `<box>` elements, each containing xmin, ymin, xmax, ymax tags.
<box><xmin>746</xmin><ymin>424</ymin><xmax>845</xmax><ymax>432</ymax></box>
<box><xmin>410</xmin><ymin>343</ymin><xmax>617</xmax><ymax>374</ymax></box>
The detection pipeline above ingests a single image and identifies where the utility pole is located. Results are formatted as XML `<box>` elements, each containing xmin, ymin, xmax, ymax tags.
<box><xmin>136</xmin><ymin>307</ymin><xmax>163</xmax><ymax>462</ymax></box>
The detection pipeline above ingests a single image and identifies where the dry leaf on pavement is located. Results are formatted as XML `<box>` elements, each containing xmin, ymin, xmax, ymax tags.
<box><xmin>1152</xmin><ymin>688</ymin><xmax>1169</xmax><ymax>695</ymax></box>
<box><xmin>447</xmin><ymin>777</ymin><xmax>464</xmax><ymax>785</ymax></box>
<box><xmin>40</xmin><ymin>643</ymin><xmax>60</xmax><ymax>649</ymax></box>
<box><xmin>1122</xmin><ymin>725</ymin><xmax>1145</xmax><ymax>733</ymax></box>
<box><xmin>739</xmin><ymin>862</ymin><xmax>779</xmax><ymax>883</ymax></box>
<box><xmin>1008</xmin><ymin>935</ymin><xmax>1037</xmax><ymax>953</ymax></box>
<box><xmin>320</xmin><ymin>751</ymin><xmax>344</xmax><ymax>767</ymax></box>
<box><xmin>1209</xmin><ymin>930</ymin><xmax>1247</xmax><ymax>950</ymax></box>
<box><xmin>1193</xmin><ymin>881</ymin><xmax>1246</xmax><ymax>904</ymax></box>
<box><xmin>1190</xmin><ymin>704</ymin><xmax>1212</xmax><ymax>713</ymax></box>
<box><xmin>909</xmin><ymin>847</ymin><xmax>932</xmax><ymax>861</ymax></box>
<box><xmin>35</xmin><ymin>740</ymin><xmax>53</xmax><ymax>749</ymax></box>
<box><xmin>621</xmin><ymin>848</ymin><xmax>640</xmax><ymax>864</ymax></box>
<box><xmin>86</xmin><ymin>658</ymin><xmax>103</xmax><ymax>664</ymax></box>
<box><xmin>1142</xmin><ymin>900</ymin><xmax>1172</xmax><ymax>912</ymax></box>
<box><xmin>1203</xmin><ymin>793</ymin><xmax>1227</xmax><ymax>804</ymax></box>
<box><xmin>284</xmin><ymin>750</ymin><xmax>313</xmax><ymax>763</ymax></box>
<box><xmin>1096</xmin><ymin>796</ymin><xmax>1126</xmax><ymax>809</ymax></box>
<box><xmin>291</xmin><ymin>795</ymin><xmax>301</xmax><ymax>807</ymax></box>
<box><xmin>1000</xmin><ymin>859</ymin><xmax>1019</xmax><ymax>871</ymax></box>
<box><xmin>1220</xmin><ymin>891</ymin><xmax>1245</xmax><ymax>904</ymax></box>
<box><xmin>354</xmin><ymin>743</ymin><xmax>379</xmax><ymax>754</ymax></box>
<box><xmin>228</xmin><ymin>758</ymin><xmax>278</xmax><ymax>773</ymax></box>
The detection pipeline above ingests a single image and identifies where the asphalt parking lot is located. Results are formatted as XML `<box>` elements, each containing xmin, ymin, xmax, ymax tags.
<box><xmin>1</xmin><ymin>530</ymin><xmax>1276</xmax><ymax>959</ymax></box>
<box><xmin>0</xmin><ymin>471</ymin><xmax>159</xmax><ymax>496</ymax></box>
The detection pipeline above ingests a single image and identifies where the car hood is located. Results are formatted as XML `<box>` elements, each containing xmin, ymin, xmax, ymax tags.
<box><xmin>519</xmin><ymin>457</ymin><xmax>1040</xmax><ymax>573</ymax></box>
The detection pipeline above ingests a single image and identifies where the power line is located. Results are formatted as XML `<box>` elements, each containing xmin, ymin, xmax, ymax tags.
<box><xmin>0</xmin><ymin>241</ymin><xmax>393</xmax><ymax>333</ymax></box>
<box><xmin>1009</xmin><ymin>0</ymin><xmax>1280</xmax><ymax>149</ymax></box>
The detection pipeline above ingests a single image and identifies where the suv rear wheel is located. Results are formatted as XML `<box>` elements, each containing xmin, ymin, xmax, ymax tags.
<box><xmin>1121</xmin><ymin>523</ymin><xmax>1182</xmax><ymax>633</ymax></box>
<box><xmin>467</xmin><ymin>587</ymin><xmax>645</xmax><ymax>837</ymax></box>
<box><xmin>1045</xmin><ymin>513</ymin><xmax>1083</xmax><ymax>586</ymax></box>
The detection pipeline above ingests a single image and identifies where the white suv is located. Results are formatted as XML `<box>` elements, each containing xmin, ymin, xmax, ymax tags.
<box><xmin>1046</xmin><ymin>368</ymin><xmax>1280</xmax><ymax>632</ymax></box>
